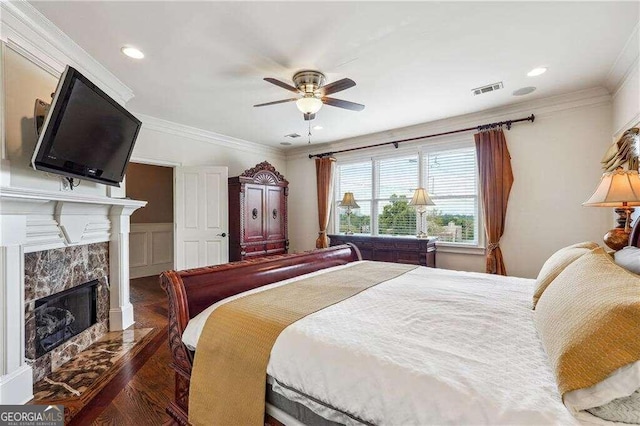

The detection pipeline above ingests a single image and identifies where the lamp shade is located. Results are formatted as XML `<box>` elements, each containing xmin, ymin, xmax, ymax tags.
<box><xmin>583</xmin><ymin>169</ymin><xmax>640</xmax><ymax>207</ymax></box>
<box><xmin>340</xmin><ymin>192</ymin><xmax>360</xmax><ymax>209</ymax></box>
<box><xmin>408</xmin><ymin>188</ymin><xmax>436</xmax><ymax>207</ymax></box>
<box><xmin>296</xmin><ymin>96</ymin><xmax>323</xmax><ymax>115</ymax></box>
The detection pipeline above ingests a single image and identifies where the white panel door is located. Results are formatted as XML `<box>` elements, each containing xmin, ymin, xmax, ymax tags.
<box><xmin>175</xmin><ymin>166</ymin><xmax>228</xmax><ymax>270</ymax></box>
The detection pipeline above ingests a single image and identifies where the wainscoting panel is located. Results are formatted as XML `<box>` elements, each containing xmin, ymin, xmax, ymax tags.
<box><xmin>129</xmin><ymin>223</ymin><xmax>173</xmax><ymax>279</ymax></box>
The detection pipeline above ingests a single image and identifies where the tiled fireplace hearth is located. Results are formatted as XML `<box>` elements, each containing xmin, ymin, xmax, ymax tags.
<box><xmin>0</xmin><ymin>186</ymin><xmax>145</xmax><ymax>404</ymax></box>
<box><xmin>25</xmin><ymin>244</ymin><xmax>110</xmax><ymax>382</ymax></box>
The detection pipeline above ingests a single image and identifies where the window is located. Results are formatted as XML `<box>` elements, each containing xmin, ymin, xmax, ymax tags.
<box><xmin>423</xmin><ymin>147</ymin><xmax>478</xmax><ymax>244</ymax></box>
<box><xmin>333</xmin><ymin>143</ymin><xmax>479</xmax><ymax>246</ymax></box>
<box><xmin>335</xmin><ymin>161</ymin><xmax>371</xmax><ymax>234</ymax></box>
<box><xmin>377</xmin><ymin>156</ymin><xmax>418</xmax><ymax>236</ymax></box>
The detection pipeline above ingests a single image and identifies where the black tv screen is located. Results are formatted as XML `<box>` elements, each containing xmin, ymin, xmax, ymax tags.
<box><xmin>32</xmin><ymin>65</ymin><xmax>141</xmax><ymax>187</ymax></box>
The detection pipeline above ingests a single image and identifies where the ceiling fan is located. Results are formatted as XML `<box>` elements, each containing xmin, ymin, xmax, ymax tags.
<box><xmin>254</xmin><ymin>70</ymin><xmax>365</xmax><ymax>120</ymax></box>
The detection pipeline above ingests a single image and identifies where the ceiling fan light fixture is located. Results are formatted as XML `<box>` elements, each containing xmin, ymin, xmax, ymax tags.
<box><xmin>296</xmin><ymin>96</ymin><xmax>323</xmax><ymax>115</ymax></box>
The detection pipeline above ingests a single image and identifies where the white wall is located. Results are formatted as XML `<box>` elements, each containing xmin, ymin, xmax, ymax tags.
<box><xmin>612</xmin><ymin>58</ymin><xmax>639</xmax><ymax>138</ymax></box>
<box><xmin>129</xmin><ymin>223</ymin><xmax>173</xmax><ymax>279</ymax></box>
<box><xmin>286</xmin><ymin>89</ymin><xmax>613</xmax><ymax>278</ymax></box>
<box><xmin>131</xmin><ymin>115</ymin><xmax>286</xmax><ymax>176</ymax></box>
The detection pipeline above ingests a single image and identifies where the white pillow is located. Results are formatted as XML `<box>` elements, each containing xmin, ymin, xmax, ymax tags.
<box><xmin>614</xmin><ymin>246</ymin><xmax>640</xmax><ymax>274</ymax></box>
<box><xmin>564</xmin><ymin>361</ymin><xmax>640</xmax><ymax>413</ymax></box>
<box><xmin>587</xmin><ymin>389</ymin><xmax>640</xmax><ymax>424</ymax></box>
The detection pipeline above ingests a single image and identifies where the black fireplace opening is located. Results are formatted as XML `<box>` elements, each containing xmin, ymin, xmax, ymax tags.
<box><xmin>34</xmin><ymin>279</ymin><xmax>98</xmax><ymax>358</ymax></box>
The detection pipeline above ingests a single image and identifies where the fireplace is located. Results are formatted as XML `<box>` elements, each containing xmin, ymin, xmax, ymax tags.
<box><xmin>34</xmin><ymin>280</ymin><xmax>98</xmax><ymax>358</ymax></box>
<box><xmin>25</xmin><ymin>243</ymin><xmax>111</xmax><ymax>383</ymax></box>
<box><xmin>0</xmin><ymin>185</ymin><xmax>145</xmax><ymax>405</ymax></box>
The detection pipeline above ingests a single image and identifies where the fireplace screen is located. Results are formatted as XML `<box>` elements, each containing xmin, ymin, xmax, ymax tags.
<box><xmin>34</xmin><ymin>279</ymin><xmax>98</xmax><ymax>358</ymax></box>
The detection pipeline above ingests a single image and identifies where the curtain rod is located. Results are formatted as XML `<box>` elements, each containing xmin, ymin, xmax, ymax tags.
<box><xmin>308</xmin><ymin>114</ymin><xmax>535</xmax><ymax>159</ymax></box>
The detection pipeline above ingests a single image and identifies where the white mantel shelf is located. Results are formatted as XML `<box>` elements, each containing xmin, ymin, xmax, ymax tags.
<box><xmin>0</xmin><ymin>185</ymin><xmax>147</xmax><ymax>405</ymax></box>
<box><xmin>0</xmin><ymin>185</ymin><xmax>147</xmax><ymax>207</ymax></box>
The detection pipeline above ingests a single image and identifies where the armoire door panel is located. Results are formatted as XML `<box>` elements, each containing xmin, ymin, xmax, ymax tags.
<box><xmin>244</xmin><ymin>185</ymin><xmax>264</xmax><ymax>242</ymax></box>
<box><xmin>266</xmin><ymin>187</ymin><xmax>285</xmax><ymax>240</ymax></box>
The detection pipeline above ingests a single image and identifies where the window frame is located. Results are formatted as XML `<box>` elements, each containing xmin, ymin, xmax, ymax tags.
<box><xmin>331</xmin><ymin>138</ymin><xmax>484</xmax><ymax>248</ymax></box>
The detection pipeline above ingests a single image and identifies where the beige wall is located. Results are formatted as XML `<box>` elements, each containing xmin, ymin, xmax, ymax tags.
<box><xmin>126</xmin><ymin>163</ymin><xmax>174</xmax><ymax>224</ymax></box>
<box><xmin>3</xmin><ymin>47</ymin><xmax>108</xmax><ymax>195</ymax></box>
<box><xmin>130</xmin><ymin>125</ymin><xmax>286</xmax><ymax>178</ymax></box>
<box><xmin>1</xmin><ymin>45</ymin><xmax>286</xmax><ymax>198</ymax></box>
<box><xmin>286</xmin><ymin>92</ymin><xmax>613</xmax><ymax>278</ymax></box>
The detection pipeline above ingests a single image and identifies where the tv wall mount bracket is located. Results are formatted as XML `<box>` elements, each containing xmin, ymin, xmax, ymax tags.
<box><xmin>34</xmin><ymin>95</ymin><xmax>53</xmax><ymax>137</ymax></box>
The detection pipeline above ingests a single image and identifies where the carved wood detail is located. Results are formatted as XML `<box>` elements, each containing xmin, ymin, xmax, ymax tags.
<box><xmin>239</xmin><ymin>161</ymin><xmax>288</xmax><ymax>184</ymax></box>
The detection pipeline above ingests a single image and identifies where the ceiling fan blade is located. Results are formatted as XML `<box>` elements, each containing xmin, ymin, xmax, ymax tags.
<box><xmin>304</xmin><ymin>113</ymin><xmax>316</xmax><ymax>121</ymax></box>
<box><xmin>322</xmin><ymin>97</ymin><xmax>365</xmax><ymax>111</ymax></box>
<box><xmin>253</xmin><ymin>98</ymin><xmax>298</xmax><ymax>107</ymax></box>
<box><xmin>264</xmin><ymin>77</ymin><xmax>300</xmax><ymax>93</ymax></box>
<box><xmin>320</xmin><ymin>78</ymin><xmax>356</xmax><ymax>96</ymax></box>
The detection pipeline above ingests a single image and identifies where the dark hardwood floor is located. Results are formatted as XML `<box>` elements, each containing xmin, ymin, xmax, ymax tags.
<box><xmin>69</xmin><ymin>276</ymin><xmax>173</xmax><ymax>425</ymax></box>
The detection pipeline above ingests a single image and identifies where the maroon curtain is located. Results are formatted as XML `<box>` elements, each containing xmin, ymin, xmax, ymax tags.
<box><xmin>315</xmin><ymin>157</ymin><xmax>336</xmax><ymax>248</ymax></box>
<box><xmin>474</xmin><ymin>129</ymin><xmax>514</xmax><ymax>275</ymax></box>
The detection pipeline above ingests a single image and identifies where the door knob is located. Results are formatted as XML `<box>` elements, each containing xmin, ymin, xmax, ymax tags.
<box><xmin>216</xmin><ymin>232</ymin><xmax>227</xmax><ymax>237</ymax></box>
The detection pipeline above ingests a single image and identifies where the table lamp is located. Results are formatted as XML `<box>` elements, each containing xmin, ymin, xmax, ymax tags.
<box><xmin>340</xmin><ymin>192</ymin><xmax>360</xmax><ymax>235</ymax></box>
<box><xmin>583</xmin><ymin>168</ymin><xmax>640</xmax><ymax>250</ymax></box>
<box><xmin>409</xmin><ymin>188</ymin><xmax>436</xmax><ymax>238</ymax></box>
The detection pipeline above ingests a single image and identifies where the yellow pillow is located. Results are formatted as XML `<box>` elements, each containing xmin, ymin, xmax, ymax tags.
<box><xmin>534</xmin><ymin>247</ymin><xmax>640</xmax><ymax>398</ymax></box>
<box><xmin>533</xmin><ymin>241</ymin><xmax>599</xmax><ymax>308</ymax></box>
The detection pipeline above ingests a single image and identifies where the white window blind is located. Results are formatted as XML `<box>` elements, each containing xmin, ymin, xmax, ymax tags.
<box><xmin>335</xmin><ymin>162</ymin><xmax>372</xmax><ymax>234</ymax></box>
<box><xmin>377</xmin><ymin>156</ymin><xmax>418</xmax><ymax>236</ymax></box>
<box><xmin>423</xmin><ymin>147</ymin><xmax>478</xmax><ymax>244</ymax></box>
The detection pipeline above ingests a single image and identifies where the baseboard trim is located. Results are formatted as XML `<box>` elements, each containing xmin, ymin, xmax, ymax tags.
<box><xmin>109</xmin><ymin>304</ymin><xmax>134</xmax><ymax>331</ymax></box>
<box><xmin>0</xmin><ymin>364</ymin><xmax>34</xmax><ymax>404</ymax></box>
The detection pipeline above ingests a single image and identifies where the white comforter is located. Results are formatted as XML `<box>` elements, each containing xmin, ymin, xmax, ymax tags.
<box><xmin>183</xmin><ymin>261</ymin><xmax>582</xmax><ymax>425</ymax></box>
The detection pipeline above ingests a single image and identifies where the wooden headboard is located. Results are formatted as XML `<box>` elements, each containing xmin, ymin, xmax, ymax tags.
<box><xmin>159</xmin><ymin>244</ymin><xmax>362</xmax><ymax>424</ymax></box>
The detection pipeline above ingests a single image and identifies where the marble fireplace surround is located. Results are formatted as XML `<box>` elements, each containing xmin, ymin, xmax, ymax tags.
<box><xmin>25</xmin><ymin>243</ymin><xmax>110</xmax><ymax>383</ymax></box>
<box><xmin>0</xmin><ymin>186</ymin><xmax>146</xmax><ymax>404</ymax></box>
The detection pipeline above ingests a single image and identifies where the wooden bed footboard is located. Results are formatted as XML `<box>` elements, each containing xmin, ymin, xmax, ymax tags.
<box><xmin>159</xmin><ymin>244</ymin><xmax>362</xmax><ymax>424</ymax></box>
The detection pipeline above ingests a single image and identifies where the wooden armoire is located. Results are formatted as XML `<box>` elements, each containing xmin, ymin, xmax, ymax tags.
<box><xmin>228</xmin><ymin>161</ymin><xmax>288</xmax><ymax>261</ymax></box>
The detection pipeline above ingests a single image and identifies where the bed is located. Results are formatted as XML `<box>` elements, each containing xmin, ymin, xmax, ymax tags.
<box><xmin>160</xmin><ymin>234</ymin><xmax>640</xmax><ymax>425</ymax></box>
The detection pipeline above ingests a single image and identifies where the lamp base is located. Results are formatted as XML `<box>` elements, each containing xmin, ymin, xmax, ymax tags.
<box><xmin>345</xmin><ymin>230</ymin><xmax>354</xmax><ymax>235</ymax></box>
<box><xmin>603</xmin><ymin>228</ymin><xmax>630</xmax><ymax>251</ymax></box>
<box><xmin>614</xmin><ymin>207</ymin><xmax>635</xmax><ymax>229</ymax></box>
<box><xmin>416</xmin><ymin>231</ymin><xmax>428</xmax><ymax>239</ymax></box>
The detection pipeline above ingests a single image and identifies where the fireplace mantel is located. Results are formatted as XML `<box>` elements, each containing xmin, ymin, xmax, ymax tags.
<box><xmin>0</xmin><ymin>185</ymin><xmax>146</xmax><ymax>404</ymax></box>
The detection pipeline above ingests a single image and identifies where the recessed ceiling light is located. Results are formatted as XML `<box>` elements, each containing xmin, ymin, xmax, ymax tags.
<box><xmin>313</xmin><ymin>125</ymin><xmax>323</xmax><ymax>130</ymax></box>
<box><xmin>527</xmin><ymin>67</ymin><xmax>547</xmax><ymax>77</ymax></box>
<box><xmin>513</xmin><ymin>86</ymin><xmax>536</xmax><ymax>96</ymax></box>
<box><xmin>280</xmin><ymin>142</ymin><xmax>292</xmax><ymax>146</ymax></box>
<box><xmin>121</xmin><ymin>46</ymin><xmax>144</xmax><ymax>59</ymax></box>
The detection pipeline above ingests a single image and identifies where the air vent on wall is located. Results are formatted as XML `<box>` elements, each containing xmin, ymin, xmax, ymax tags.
<box><xmin>284</xmin><ymin>133</ymin><xmax>301</xmax><ymax>138</ymax></box>
<box><xmin>471</xmin><ymin>82</ymin><xmax>504</xmax><ymax>96</ymax></box>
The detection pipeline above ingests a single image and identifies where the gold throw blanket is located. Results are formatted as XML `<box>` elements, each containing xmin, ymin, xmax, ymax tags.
<box><xmin>189</xmin><ymin>261</ymin><xmax>416</xmax><ymax>426</ymax></box>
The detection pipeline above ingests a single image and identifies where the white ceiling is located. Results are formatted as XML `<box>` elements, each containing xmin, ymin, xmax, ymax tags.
<box><xmin>31</xmin><ymin>1</ymin><xmax>639</xmax><ymax>148</ymax></box>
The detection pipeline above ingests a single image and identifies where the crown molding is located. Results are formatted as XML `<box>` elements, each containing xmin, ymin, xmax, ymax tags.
<box><xmin>134</xmin><ymin>113</ymin><xmax>286</xmax><ymax>159</ymax></box>
<box><xmin>605</xmin><ymin>21</ymin><xmax>640</xmax><ymax>93</ymax></box>
<box><xmin>287</xmin><ymin>86</ymin><xmax>611</xmax><ymax>161</ymax></box>
<box><xmin>0</xmin><ymin>0</ymin><xmax>134</xmax><ymax>105</ymax></box>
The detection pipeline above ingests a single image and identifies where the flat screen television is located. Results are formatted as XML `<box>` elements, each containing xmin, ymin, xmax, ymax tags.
<box><xmin>31</xmin><ymin>65</ymin><xmax>141</xmax><ymax>187</ymax></box>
